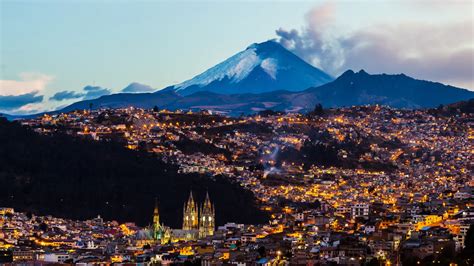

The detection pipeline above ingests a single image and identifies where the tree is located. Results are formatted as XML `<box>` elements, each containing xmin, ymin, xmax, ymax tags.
<box><xmin>153</xmin><ymin>105</ymin><xmax>159</xmax><ymax>112</ymax></box>
<box><xmin>257</xmin><ymin>246</ymin><xmax>266</xmax><ymax>258</ymax></box>
<box><xmin>313</xmin><ymin>103</ymin><xmax>324</xmax><ymax>116</ymax></box>
<box><xmin>39</xmin><ymin>222</ymin><xmax>48</xmax><ymax>232</ymax></box>
<box><xmin>367</xmin><ymin>257</ymin><xmax>379</xmax><ymax>266</ymax></box>
<box><xmin>456</xmin><ymin>224</ymin><xmax>474</xmax><ymax>264</ymax></box>
<box><xmin>89</xmin><ymin>103</ymin><xmax>94</xmax><ymax>110</ymax></box>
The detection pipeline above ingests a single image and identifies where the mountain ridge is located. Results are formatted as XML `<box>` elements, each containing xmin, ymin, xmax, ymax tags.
<box><xmin>303</xmin><ymin>69</ymin><xmax>473</xmax><ymax>108</ymax></box>
<box><xmin>3</xmin><ymin>69</ymin><xmax>473</xmax><ymax>118</ymax></box>
<box><xmin>3</xmin><ymin>37</ymin><xmax>474</xmax><ymax>118</ymax></box>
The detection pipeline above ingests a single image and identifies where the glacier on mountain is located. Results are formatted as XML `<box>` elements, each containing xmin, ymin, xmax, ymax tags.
<box><xmin>261</xmin><ymin>58</ymin><xmax>278</xmax><ymax>80</ymax></box>
<box><xmin>175</xmin><ymin>45</ymin><xmax>284</xmax><ymax>91</ymax></box>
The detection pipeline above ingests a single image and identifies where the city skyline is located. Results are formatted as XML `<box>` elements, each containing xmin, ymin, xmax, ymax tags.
<box><xmin>0</xmin><ymin>1</ymin><xmax>473</xmax><ymax>264</ymax></box>
<box><xmin>1</xmin><ymin>103</ymin><xmax>473</xmax><ymax>264</ymax></box>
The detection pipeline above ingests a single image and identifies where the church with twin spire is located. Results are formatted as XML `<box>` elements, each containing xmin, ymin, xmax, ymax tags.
<box><xmin>182</xmin><ymin>191</ymin><xmax>215</xmax><ymax>238</ymax></box>
<box><xmin>143</xmin><ymin>191</ymin><xmax>215</xmax><ymax>245</ymax></box>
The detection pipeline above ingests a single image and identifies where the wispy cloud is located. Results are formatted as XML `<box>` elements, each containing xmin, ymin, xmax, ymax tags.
<box><xmin>0</xmin><ymin>71</ymin><xmax>115</xmax><ymax>113</ymax></box>
<box><xmin>16</xmin><ymin>102</ymin><xmax>48</xmax><ymax>114</ymax></box>
<box><xmin>83</xmin><ymin>85</ymin><xmax>111</xmax><ymax>99</ymax></box>
<box><xmin>0</xmin><ymin>91</ymin><xmax>44</xmax><ymax>111</ymax></box>
<box><xmin>50</xmin><ymin>90</ymin><xmax>85</xmax><ymax>101</ymax></box>
<box><xmin>340</xmin><ymin>22</ymin><xmax>474</xmax><ymax>89</ymax></box>
<box><xmin>50</xmin><ymin>86</ymin><xmax>112</xmax><ymax>101</ymax></box>
<box><xmin>276</xmin><ymin>2</ymin><xmax>342</xmax><ymax>73</ymax></box>
<box><xmin>0</xmin><ymin>73</ymin><xmax>54</xmax><ymax>95</ymax></box>
<box><xmin>276</xmin><ymin>3</ymin><xmax>474</xmax><ymax>89</ymax></box>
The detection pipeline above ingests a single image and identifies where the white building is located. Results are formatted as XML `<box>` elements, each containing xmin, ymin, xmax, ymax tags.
<box><xmin>455</xmin><ymin>223</ymin><xmax>472</xmax><ymax>251</ymax></box>
<box><xmin>42</xmin><ymin>253</ymin><xmax>72</xmax><ymax>263</ymax></box>
<box><xmin>351</xmin><ymin>203</ymin><xmax>370</xmax><ymax>219</ymax></box>
<box><xmin>454</xmin><ymin>191</ymin><xmax>472</xmax><ymax>200</ymax></box>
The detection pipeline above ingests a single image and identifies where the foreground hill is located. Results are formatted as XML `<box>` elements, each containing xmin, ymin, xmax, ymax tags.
<box><xmin>0</xmin><ymin>118</ymin><xmax>268</xmax><ymax>227</ymax></box>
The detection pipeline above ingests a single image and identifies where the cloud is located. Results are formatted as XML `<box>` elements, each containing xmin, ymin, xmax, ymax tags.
<box><xmin>276</xmin><ymin>2</ymin><xmax>343</xmax><ymax>73</ymax></box>
<box><xmin>49</xmin><ymin>90</ymin><xmax>85</xmax><ymax>101</ymax></box>
<box><xmin>83</xmin><ymin>85</ymin><xmax>111</xmax><ymax>100</ymax></box>
<box><xmin>16</xmin><ymin>102</ymin><xmax>47</xmax><ymax>114</ymax></box>
<box><xmin>0</xmin><ymin>73</ymin><xmax>115</xmax><ymax>114</ymax></box>
<box><xmin>51</xmin><ymin>86</ymin><xmax>112</xmax><ymax>101</ymax></box>
<box><xmin>339</xmin><ymin>22</ymin><xmax>474</xmax><ymax>89</ymax></box>
<box><xmin>275</xmin><ymin>3</ymin><xmax>474</xmax><ymax>89</ymax></box>
<box><xmin>0</xmin><ymin>91</ymin><xmax>44</xmax><ymax>111</ymax></box>
<box><xmin>0</xmin><ymin>73</ymin><xmax>54</xmax><ymax>95</ymax></box>
<box><xmin>121</xmin><ymin>82</ymin><xmax>155</xmax><ymax>93</ymax></box>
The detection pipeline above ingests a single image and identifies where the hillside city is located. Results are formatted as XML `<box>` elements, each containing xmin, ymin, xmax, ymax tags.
<box><xmin>1</xmin><ymin>105</ymin><xmax>473</xmax><ymax>265</ymax></box>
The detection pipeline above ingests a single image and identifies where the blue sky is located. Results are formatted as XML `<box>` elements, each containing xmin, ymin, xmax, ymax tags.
<box><xmin>1</xmin><ymin>0</ymin><xmax>473</xmax><ymax>114</ymax></box>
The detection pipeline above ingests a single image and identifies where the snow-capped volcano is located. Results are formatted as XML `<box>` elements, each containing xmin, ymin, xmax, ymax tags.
<box><xmin>173</xmin><ymin>40</ymin><xmax>333</xmax><ymax>95</ymax></box>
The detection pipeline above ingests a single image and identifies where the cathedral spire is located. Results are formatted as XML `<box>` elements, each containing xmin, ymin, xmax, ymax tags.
<box><xmin>153</xmin><ymin>197</ymin><xmax>159</xmax><ymax>225</ymax></box>
<box><xmin>153</xmin><ymin>197</ymin><xmax>163</xmax><ymax>240</ymax></box>
<box><xmin>205</xmin><ymin>191</ymin><xmax>210</xmax><ymax>203</ymax></box>
<box><xmin>199</xmin><ymin>191</ymin><xmax>215</xmax><ymax>238</ymax></box>
<box><xmin>183</xmin><ymin>191</ymin><xmax>199</xmax><ymax>230</ymax></box>
<box><xmin>188</xmin><ymin>191</ymin><xmax>195</xmax><ymax>205</ymax></box>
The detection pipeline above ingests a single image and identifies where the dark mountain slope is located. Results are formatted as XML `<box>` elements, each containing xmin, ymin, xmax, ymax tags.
<box><xmin>0</xmin><ymin>118</ymin><xmax>268</xmax><ymax>227</ymax></box>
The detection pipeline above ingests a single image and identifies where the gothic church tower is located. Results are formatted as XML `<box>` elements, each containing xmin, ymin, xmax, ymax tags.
<box><xmin>153</xmin><ymin>198</ymin><xmax>163</xmax><ymax>240</ymax></box>
<box><xmin>182</xmin><ymin>191</ymin><xmax>199</xmax><ymax>230</ymax></box>
<box><xmin>199</xmin><ymin>192</ymin><xmax>215</xmax><ymax>238</ymax></box>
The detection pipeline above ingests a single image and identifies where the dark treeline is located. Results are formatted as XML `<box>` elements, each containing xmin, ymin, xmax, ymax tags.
<box><xmin>0</xmin><ymin>118</ymin><xmax>268</xmax><ymax>227</ymax></box>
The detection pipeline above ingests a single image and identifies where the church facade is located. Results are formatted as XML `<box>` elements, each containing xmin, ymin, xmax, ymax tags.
<box><xmin>182</xmin><ymin>191</ymin><xmax>215</xmax><ymax>239</ymax></box>
<box><xmin>138</xmin><ymin>191</ymin><xmax>215</xmax><ymax>246</ymax></box>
